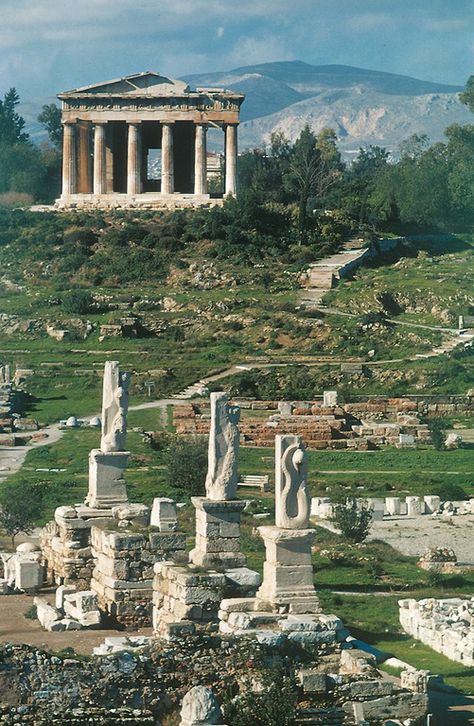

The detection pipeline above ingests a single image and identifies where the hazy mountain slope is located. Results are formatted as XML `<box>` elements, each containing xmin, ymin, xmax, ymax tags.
<box><xmin>237</xmin><ymin>85</ymin><xmax>472</xmax><ymax>155</ymax></box>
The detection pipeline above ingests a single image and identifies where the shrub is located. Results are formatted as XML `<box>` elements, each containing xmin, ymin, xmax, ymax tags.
<box><xmin>223</xmin><ymin>667</ymin><xmax>297</xmax><ymax>726</ymax></box>
<box><xmin>330</xmin><ymin>498</ymin><xmax>373</xmax><ymax>544</ymax></box>
<box><xmin>166</xmin><ymin>437</ymin><xmax>207</xmax><ymax>496</ymax></box>
<box><xmin>62</xmin><ymin>289</ymin><xmax>94</xmax><ymax>315</ymax></box>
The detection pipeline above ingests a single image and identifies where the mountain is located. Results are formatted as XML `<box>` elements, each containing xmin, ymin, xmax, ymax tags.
<box><xmin>185</xmin><ymin>61</ymin><xmax>470</xmax><ymax>156</ymax></box>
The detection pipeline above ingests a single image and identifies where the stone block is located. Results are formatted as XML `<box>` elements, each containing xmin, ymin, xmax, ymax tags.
<box><xmin>298</xmin><ymin>669</ymin><xmax>327</xmax><ymax>693</ymax></box>
<box><xmin>150</xmin><ymin>497</ymin><xmax>178</xmax><ymax>531</ymax></box>
<box><xmin>406</xmin><ymin>496</ymin><xmax>425</xmax><ymax>516</ymax></box>
<box><xmin>385</xmin><ymin>497</ymin><xmax>401</xmax><ymax>515</ymax></box>
<box><xmin>323</xmin><ymin>390</ymin><xmax>338</xmax><ymax>407</ymax></box>
<box><xmin>423</xmin><ymin>495</ymin><xmax>441</xmax><ymax>514</ymax></box>
<box><xmin>224</xmin><ymin>567</ymin><xmax>261</xmax><ymax>590</ymax></box>
<box><xmin>86</xmin><ymin>449</ymin><xmax>129</xmax><ymax>509</ymax></box>
<box><xmin>55</xmin><ymin>584</ymin><xmax>76</xmax><ymax>610</ymax></box>
<box><xmin>112</xmin><ymin>503</ymin><xmax>150</xmax><ymax>526</ymax></box>
<box><xmin>340</xmin><ymin>648</ymin><xmax>377</xmax><ymax>674</ymax></box>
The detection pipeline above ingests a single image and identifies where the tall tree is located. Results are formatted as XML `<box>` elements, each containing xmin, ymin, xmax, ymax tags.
<box><xmin>0</xmin><ymin>88</ymin><xmax>29</xmax><ymax>145</ymax></box>
<box><xmin>38</xmin><ymin>103</ymin><xmax>63</xmax><ymax>149</ymax></box>
<box><xmin>286</xmin><ymin>125</ymin><xmax>342</xmax><ymax>239</ymax></box>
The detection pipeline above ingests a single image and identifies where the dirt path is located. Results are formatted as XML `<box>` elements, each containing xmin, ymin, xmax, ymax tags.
<box><xmin>0</xmin><ymin>591</ymin><xmax>152</xmax><ymax>655</ymax></box>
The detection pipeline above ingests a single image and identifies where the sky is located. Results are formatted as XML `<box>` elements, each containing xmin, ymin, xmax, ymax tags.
<box><xmin>1</xmin><ymin>0</ymin><xmax>473</xmax><ymax>102</ymax></box>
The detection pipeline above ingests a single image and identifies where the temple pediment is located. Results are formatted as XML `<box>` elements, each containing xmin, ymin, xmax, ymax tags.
<box><xmin>60</xmin><ymin>72</ymin><xmax>191</xmax><ymax>98</ymax></box>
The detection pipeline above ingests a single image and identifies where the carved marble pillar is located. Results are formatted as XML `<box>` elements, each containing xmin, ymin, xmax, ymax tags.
<box><xmin>224</xmin><ymin>123</ymin><xmax>238</xmax><ymax>197</ymax></box>
<box><xmin>62</xmin><ymin>122</ymin><xmax>77</xmax><ymax>196</ymax></box>
<box><xmin>127</xmin><ymin>122</ymin><xmax>142</xmax><ymax>195</ymax></box>
<box><xmin>93</xmin><ymin>123</ymin><xmax>106</xmax><ymax>195</ymax></box>
<box><xmin>77</xmin><ymin>122</ymin><xmax>92</xmax><ymax>193</ymax></box>
<box><xmin>194</xmin><ymin>123</ymin><xmax>208</xmax><ymax>195</ymax></box>
<box><xmin>161</xmin><ymin>122</ymin><xmax>174</xmax><ymax>195</ymax></box>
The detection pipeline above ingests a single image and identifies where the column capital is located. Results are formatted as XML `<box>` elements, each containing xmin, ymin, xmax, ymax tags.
<box><xmin>62</xmin><ymin>119</ymin><xmax>76</xmax><ymax>126</ymax></box>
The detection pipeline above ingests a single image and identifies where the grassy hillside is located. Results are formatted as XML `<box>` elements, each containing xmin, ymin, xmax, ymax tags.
<box><xmin>0</xmin><ymin>210</ymin><xmax>472</xmax><ymax>424</ymax></box>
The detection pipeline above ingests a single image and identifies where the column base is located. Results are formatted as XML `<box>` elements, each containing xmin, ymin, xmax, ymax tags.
<box><xmin>85</xmin><ymin>449</ymin><xmax>129</xmax><ymax>510</ymax></box>
<box><xmin>189</xmin><ymin>497</ymin><xmax>246</xmax><ymax>569</ymax></box>
<box><xmin>255</xmin><ymin>526</ymin><xmax>321</xmax><ymax>614</ymax></box>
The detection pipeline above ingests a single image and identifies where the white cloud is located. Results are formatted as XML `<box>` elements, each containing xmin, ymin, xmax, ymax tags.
<box><xmin>217</xmin><ymin>26</ymin><xmax>225</xmax><ymax>38</ymax></box>
<box><xmin>347</xmin><ymin>13</ymin><xmax>397</xmax><ymax>32</ymax></box>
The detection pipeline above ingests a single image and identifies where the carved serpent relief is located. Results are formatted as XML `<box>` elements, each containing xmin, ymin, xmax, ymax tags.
<box><xmin>277</xmin><ymin>438</ymin><xmax>310</xmax><ymax>529</ymax></box>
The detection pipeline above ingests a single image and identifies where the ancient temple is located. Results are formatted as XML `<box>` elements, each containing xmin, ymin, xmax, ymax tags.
<box><xmin>56</xmin><ymin>71</ymin><xmax>245</xmax><ymax>208</ymax></box>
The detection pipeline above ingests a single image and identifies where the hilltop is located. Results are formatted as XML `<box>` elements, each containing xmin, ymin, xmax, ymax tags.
<box><xmin>185</xmin><ymin>61</ymin><xmax>471</xmax><ymax>156</ymax></box>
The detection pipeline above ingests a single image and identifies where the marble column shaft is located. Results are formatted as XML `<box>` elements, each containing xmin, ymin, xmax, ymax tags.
<box><xmin>62</xmin><ymin>122</ymin><xmax>77</xmax><ymax>195</ymax></box>
<box><xmin>162</xmin><ymin>122</ymin><xmax>174</xmax><ymax>195</ymax></box>
<box><xmin>225</xmin><ymin>123</ymin><xmax>238</xmax><ymax>197</ymax></box>
<box><xmin>194</xmin><ymin>123</ymin><xmax>208</xmax><ymax>195</ymax></box>
<box><xmin>127</xmin><ymin>122</ymin><xmax>142</xmax><ymax>196</ymax></box>
<box><xmin>93</xmin><ymin>123</ymin><xmax>106</xmax><ymax>195</ymax></box>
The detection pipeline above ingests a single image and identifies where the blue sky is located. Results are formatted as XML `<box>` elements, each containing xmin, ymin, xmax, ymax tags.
<box><xmin>1</xmin><ymin>0</ymin><xmax>473</xmax><ymax>100</ymax></box>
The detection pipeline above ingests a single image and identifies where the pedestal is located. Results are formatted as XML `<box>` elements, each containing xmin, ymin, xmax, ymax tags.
<box><xmin>256</xmin><ymin>526</ymin><xmax>320</xmax><ymax>614</ymax></box>
<box><xmin>85</xmin><ymin>449</ymin><xmax>129</xmax><ymax>509</ymax></box>
<box><xmin>189</xmin><ymin>497</ymin><xmax>246</xmax><ymax>568</ymax></box>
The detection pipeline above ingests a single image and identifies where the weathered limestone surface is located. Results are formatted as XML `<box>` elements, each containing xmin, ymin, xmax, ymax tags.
<box><xmin>91</xmin><ymin>526</ymin><xmax>186</xmax><ymax>628</ymax></box>
<box><xmin>399</xmin><ymin>597</ymin><xmax>474</xmax><ymax>666</ymax></box>
<box><xmin>189</xmin><ymin>498</ymin><xmax>246</xmax><ymax>569</ymax></box>
<box><xmin>0</xmin><ymin>545</ymin><xmax>43</xmax><ymax>593</ymax></box>
<box><xmin>205</xmin><ymin>393</ymin><xmax>240</xmax><ymax>501</ymax></box>
<box><xmin>180</xmin><ymin>686</ymin><xmax>225</xmax><ymax>726</ymax></box>
<box><xmin>100</xmin><ymin>360</ymin><xmax>130</xmax><ymax>454</ymax></box>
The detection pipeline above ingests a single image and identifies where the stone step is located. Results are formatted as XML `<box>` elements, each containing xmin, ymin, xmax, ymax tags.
<box><xmin>295</xmin><ymin>707</ymin><xmax>350</xmax><ymax>725</ymax></box>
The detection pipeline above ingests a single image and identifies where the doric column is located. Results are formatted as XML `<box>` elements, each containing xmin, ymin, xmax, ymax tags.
<box><xmin>194</xmin><ymin>123</ymin><xmax>208</xmax><ymax>195</ymax></box>
<box><xmin>127</xmin><ymin>122</ymin><xmax>142</xmax><ymax>196</ymax></box>
<box><xmin>62</xmin><ymin>121</ymin><xmax>77</xmax><ymax>196</ymax></box>
<box><xmin>93</xmin><ymin>123</ymin><xmax>106</xmax><ymax>195</ymax></box>
<box><xmin>224</xmin><ymin>123</ymin><xmax>238</xmax><ymax>197</ymax></box>
<box><xmin>161</xmin><ymin>122</ymin><xmax>174</xmax><ymax>195</ymax></box>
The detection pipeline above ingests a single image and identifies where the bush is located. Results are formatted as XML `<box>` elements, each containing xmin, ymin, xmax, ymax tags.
<box><xmin>223</xmin><ymin>667</ymin><xmax>297</xmax><ymax>726</ymax></box>
<box><xmin>330</xmin><ymin>498</ymin><xmax>373</xmax><ymax>543</ymax></box>
<box><xmin>62</xmin><ymin>289</ymin><xmax>94</xmax><ymax>315</ymax></box>
<box><xmin>166</xmin><ymin>437</ymin><xmax>207</xmax><ymax>496</ymax></box>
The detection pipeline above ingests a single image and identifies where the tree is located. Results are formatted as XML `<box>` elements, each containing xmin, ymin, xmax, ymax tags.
<box><xmin>0</xmin><ymin>481</ymin><xmax>42</xmax><ymax>549</ymax></box>
<box><xmin>331</xmin><ymin>498</ymin><xmax>373</xmax><ymax>543</ymax></box>
<box><xmin>0</xmin><ymin>88</ymin><xmax>29</xmax><ymax>145</ymax></box>
<box><xmin>38</xmin><ymin>103</ymin><xmax>63</xmax><ymax>149</ymax></box>
<box><xmin>166</xmin><ymin>437</ymin><xmax>207</xmax><ymax>496</ymax></box>
<box><xmin>286</xmin><ymin>125</ymin><xmax>342</xmax><ymax>239</ymax></box>
<box><xmin>460</xmin><ymin>75</ymin><xmax>474</xmax><ymax>113</ymax></box>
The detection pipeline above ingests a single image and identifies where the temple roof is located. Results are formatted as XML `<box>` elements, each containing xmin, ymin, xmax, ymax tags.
<box><xmin>59</xmin><ymin>71</ymin><xmax>192</xmax><ymax>98</ymax></box>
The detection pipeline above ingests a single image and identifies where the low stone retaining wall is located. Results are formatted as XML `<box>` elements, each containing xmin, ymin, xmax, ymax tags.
<box><xmin>399</xmin><ymin>597</ymin><xmax>474</xmax><ymax>666</ymax></box>
<box><xmin>173</xmin><ymin>397</ymin><xmax>434</xmax><ymax>451</ymax></box>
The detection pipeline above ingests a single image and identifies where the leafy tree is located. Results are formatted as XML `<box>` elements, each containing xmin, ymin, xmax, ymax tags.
<box><xmin>166</xmin><ymin>437</ymin><xmax>207</xmax><ymax>496</ymax></box>
<box><xmin>331</xmin><ymin>498</ymin><xmax>373</xmax><ymax>543</ymax></box>
<box><xmin>286</xmin><ymin>125</ymin><xmax>342</xmax><ymax>239</ymax></box>
<box><xmin>38</xmin><ymin>103</ymin><xmax>63</xmax><ymax>149</ymax></box>
<box><xmin>0</xmin><ymin>481</ymin><xmax>42</xmax><ymax>549</ymax></box>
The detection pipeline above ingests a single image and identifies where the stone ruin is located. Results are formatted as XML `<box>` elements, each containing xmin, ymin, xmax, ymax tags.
<box><xmin>399</xmin><ymin>597</ymin><xmax>474</xmax><ymax>666</ymax></box>
<box><xmin>28</xmin><ymin>375</ymin><xmax>430</xmax><ymax>723</ymax></box>
<box><xmin>173</xmin><ymin>391</ymin><xmax>434</xmax><ymax>451</ymax></box>
<box><xmin>40</xmin><ymin>360</ymin><xmax>186</xmax><ymax>629</ymax></box>
<box><xmin>312</xmin><ymin>493</ymin><xmax>474</xmax><ymax>521</ymax></box>
<box><xmin>0</xmin><ymin>543</ymin><xmax>43</xmax><ymax>595</ymax></box>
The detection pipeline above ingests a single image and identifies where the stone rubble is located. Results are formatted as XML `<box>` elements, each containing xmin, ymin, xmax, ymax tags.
<box><xmin>399</xmin><ymin>597</ymin><xmax>474</xmax><ymax>666</ymax></box>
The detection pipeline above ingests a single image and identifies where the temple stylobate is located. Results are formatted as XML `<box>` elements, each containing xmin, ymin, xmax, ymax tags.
<box><xmin>57</xmin><ymin>71</ymin><xmax>245</xmax><ymax>208</ymax></box>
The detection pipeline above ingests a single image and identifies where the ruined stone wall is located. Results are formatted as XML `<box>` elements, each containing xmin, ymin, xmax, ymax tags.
<box><xmin>40</xmin><ymin>520</ymin><xmax>95</xmax><ymax>590</ymax></box>
<box><xmin>0</xmin><ymin>638</ymin><xmax>427</xmax><ymax>726</ymax></box>
<box><xmin>172</xmin><ymin>398</ymin><xmax>433</xmax><ymax>450</ymax></box>
<box><xmin>90</xmin><ymin>526</ymin><xmax>186</xmax><ymax>628</ymax></box>
<box><xmin>399</xmin><ymin>597</ymin><xmax>474</xmax><ymax>667</ymax></box>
